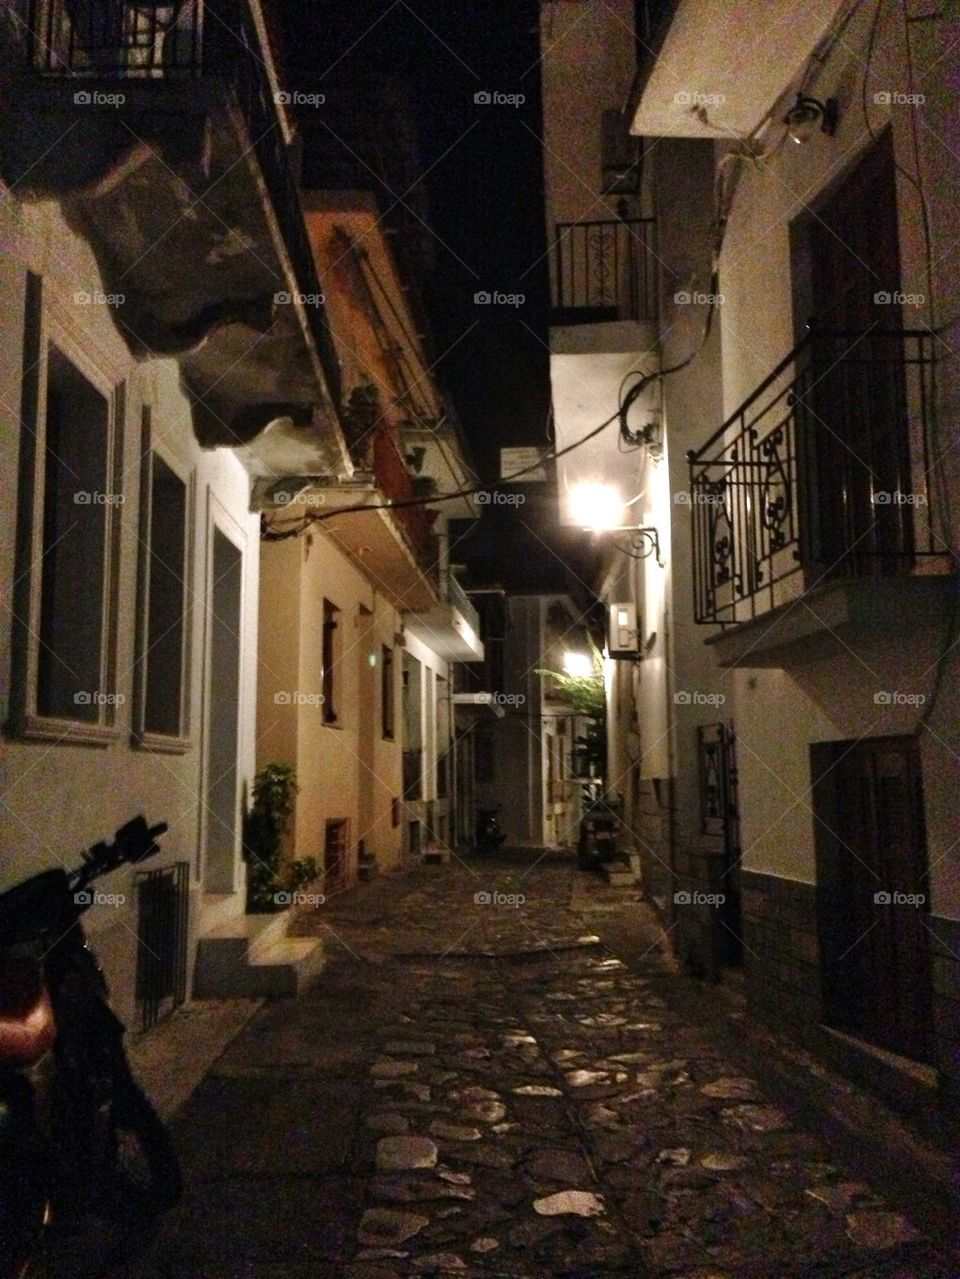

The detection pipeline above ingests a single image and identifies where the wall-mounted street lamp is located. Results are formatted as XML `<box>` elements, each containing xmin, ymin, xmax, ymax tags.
<box><xmin>562</xmin><ymin>650</ymin><xmax>594</xmax><ymax>678</ymax></box>
<box><xmin>568</xmin><ymin>481</ymin><xmax>663</xmax><ymax>567</ymax></box>
<box><xmin>783</xmin><ymin>94</ymin><xmax>839</xmax><ymax>145</ymax></box>
<box><xmin>568</xmin><ymin>482</ymin><xmax>625</xmax><ymax>531</ymax></box>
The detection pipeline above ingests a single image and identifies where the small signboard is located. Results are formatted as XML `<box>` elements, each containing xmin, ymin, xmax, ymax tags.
<box><xmin>500</xmin><ymin>446</ymin><xmax>549</xmax><ymax>483</ymax></box>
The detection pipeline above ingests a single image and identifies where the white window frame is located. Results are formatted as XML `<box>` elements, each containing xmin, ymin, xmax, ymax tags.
<box><xmin>132</xmin><ymin>405</ymin><xmax>195</xmax><ymax>753</ymax></box>
<box><xmin>9</xmin><ymin>274</ymin><xmax>124</xmax><ymax>746</ymax></box>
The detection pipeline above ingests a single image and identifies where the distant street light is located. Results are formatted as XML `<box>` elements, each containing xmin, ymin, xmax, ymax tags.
<box><xmin>562</xmin><ymin>650</ymin><xmax>594</xmax><ymax>678</ymax></box>
<box><xmin>569</xmin><ymin>481</ymin><xmax>624</xmax><ymax>531</ymax></box>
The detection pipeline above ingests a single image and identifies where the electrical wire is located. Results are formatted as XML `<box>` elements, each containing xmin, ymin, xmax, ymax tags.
<box><xmin>261</xmin><ymin>406</ymin><xmax>622</xmax><ymax>540</ymax></box>
<box><xmin>617</xmin><ymin>271</ymin><xmax>720</xmax><ymax>442</ymax></box>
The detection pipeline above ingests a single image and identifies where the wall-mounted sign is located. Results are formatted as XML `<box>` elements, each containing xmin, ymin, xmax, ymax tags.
<box><xmin>500</xmin><ymin>447</ymin><xmax>549</xmax><ymax>483</ymax></box>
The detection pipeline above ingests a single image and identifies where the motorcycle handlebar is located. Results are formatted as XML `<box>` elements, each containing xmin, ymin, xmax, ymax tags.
<box><xmin>69</xmin><ymin>817</ymin><xmax>167</xmax><ymax>893</ymax></box>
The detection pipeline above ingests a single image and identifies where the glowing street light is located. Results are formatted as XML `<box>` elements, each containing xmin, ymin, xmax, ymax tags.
<box><xmin>562</xmin><ymin>650</ymin><xmax>594</xmax><ymax>678</ymax></box>
<box><xmin>568</xmin><ymin>481</ymin><xmax>624</xmax><ymax>531</ymax></box>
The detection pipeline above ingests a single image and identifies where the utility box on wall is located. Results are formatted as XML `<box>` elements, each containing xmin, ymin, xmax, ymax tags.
<box><xmin>608</xmin><ymin>601</ymin><xmax>639</xmax><ymax>658</ymax></box>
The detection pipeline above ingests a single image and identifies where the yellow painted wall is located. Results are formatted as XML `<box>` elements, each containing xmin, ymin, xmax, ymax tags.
<box><xmin>257</xmin><ymin>529</ymin><xmax>404</xmax><ymax>881</ymax></box>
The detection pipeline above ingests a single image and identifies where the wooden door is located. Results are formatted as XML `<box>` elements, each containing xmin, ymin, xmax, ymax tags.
<box><xmin>815</xmin><ymin>737</ymin><xmax>934</xmax><ymax>1063</ymax></box>
<box><xmin>806</xmin><ymin>131</ymin><xmax>913</xmax><ymax>572</ymax></box>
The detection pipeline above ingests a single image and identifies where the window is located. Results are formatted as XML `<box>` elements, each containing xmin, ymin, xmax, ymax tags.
<box><xmin>134</xmin><ymin>415</ymin><xmax>191</xmax><ymax>748</ymax></box>
<box><xmin>11</xmin><ymin>276</ymin><xmax>123</xmax><ymax>743</ymax></box>
<box><xmin>322</xmin><ymin>599</ymin><xmax>340</xmax><ymax>723</ymax></box>
<box><xmin>381</xmin><ymin>643</ymin><xmax>395</xmax><ymax>739</ymax></box>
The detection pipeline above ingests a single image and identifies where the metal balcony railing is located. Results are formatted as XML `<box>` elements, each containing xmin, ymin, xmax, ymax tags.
<box><xmin>552</xmin><ymin>217</ymin><xmax>656</xmax><ymax>324</ymax></box>
<box><xmin>687</xmin><ymin>329</ymin><xmax>949</xmax><ymax>626</ymax></box>
<box><xmin>26</xmin><ymin>0</ymin><xmax>204</xmax><ymax>76</ymax></box>
<box><xmin>23</xmin><ymin>0</ymin><xmax>342</xmax><ymax>407</ymax></box>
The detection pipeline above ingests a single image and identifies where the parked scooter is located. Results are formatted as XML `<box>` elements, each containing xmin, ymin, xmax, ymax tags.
<box><xmin>0</xmin><ymin>816</ymin><xmax>182</xmax><ymax>1278</ymax></box>
<box><xmin>475</xmin><ymin>806</ymin><xmax>507</xmax><ymax>853</ymax></box>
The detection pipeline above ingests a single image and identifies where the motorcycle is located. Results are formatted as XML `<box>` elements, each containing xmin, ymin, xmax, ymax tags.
<box><xmin>0</xmin><ymin>817</ymin><xmax>182</xmax><ymax>1278</ymax></box>
<box><xmin>475</xmin><ymin>806</ymin><xmax>507</xmax><ymax>853</ymax></box>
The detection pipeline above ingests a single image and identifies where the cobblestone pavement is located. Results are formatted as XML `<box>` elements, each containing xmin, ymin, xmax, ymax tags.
<box><xmin>133</xmin><ymin>854</ymin><xmax>956</xmax><ymax>1278</ymax></box>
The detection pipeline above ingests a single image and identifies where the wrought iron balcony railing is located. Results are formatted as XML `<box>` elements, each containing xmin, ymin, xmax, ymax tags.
<box><xmin>687</xmin><ymin>329</ymin><xmax>950</xmax><ymax>626</ymax></box>
<box><xmin>552</xmin><ymin>217</ymin><xmax>656</xmax><ymax>324</ymax></box>
<box><xmin>23</xmin><ymin>0</ymin><xmax>341</xmax><ymax>407</ymax></box>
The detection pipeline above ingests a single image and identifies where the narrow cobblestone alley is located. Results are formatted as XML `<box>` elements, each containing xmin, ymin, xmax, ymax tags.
<box><xmin>133</xmin><ymin>855</ymin><xmax>955</xmax><ymax>1279</ymax></box>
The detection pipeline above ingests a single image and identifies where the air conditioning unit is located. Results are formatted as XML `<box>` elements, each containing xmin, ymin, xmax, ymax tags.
<box><xmin>601</xmin><ymin>109</ymin><xmax>640</xmax><ymax>195</ymax></box>
<box><xmin>608</xmin><ymin>602</ymin><xmax>640</xmax><ymax>658</ymax></box>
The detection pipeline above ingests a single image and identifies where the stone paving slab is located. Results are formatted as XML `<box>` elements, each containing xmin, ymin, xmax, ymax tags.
<box><xmin>132</xmin><ymin>855</ymin><xmax>956</xmax><ymax>1278</ymax></box>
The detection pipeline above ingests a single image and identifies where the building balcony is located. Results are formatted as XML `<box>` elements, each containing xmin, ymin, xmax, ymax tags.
<box><xmin>551</xmin><ymin>217</ymin><xmax>657</xmax><ymax>329</ymax></box>
<box><xmin>2</xmin><ymin>0</ymin><xmax>346</xmax><ymax>467</ymax></box>
<box><xmin>628</xmin><ymin>0</ymin><xmax>848</xmax><ymax>139</ymax></box>
<box><xmin>256</xmin><ymin>425</ymin><xmax>439</xmax><ymax>611</ymax></box>
<box><xmin>404</xmin><ymin>570</ymin><xmax>484</xmax><ymax>664</ymax></box>
<box><xmin>687</xmin><ymin>329</ymin><xmax>955</xmax><ymax>666</ymax></box>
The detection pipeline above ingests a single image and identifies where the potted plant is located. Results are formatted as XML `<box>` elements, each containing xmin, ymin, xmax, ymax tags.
<box><xmin>243</xmin><ymin>762</ymin><xmax>298</xmax><ymax>912</ymax></box>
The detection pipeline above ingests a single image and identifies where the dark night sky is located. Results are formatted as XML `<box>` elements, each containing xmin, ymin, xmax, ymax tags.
<box><xmin>275</xmin><ymin>0</ymin><xmax>599</xmax><ymax>598</ymax></box>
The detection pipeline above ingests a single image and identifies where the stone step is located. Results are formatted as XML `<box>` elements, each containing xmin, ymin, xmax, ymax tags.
<box><xmin>194</xmin><ymin>910</ymin><xmax>324</xmax><ymax>998</ymax></box>
<box><xmin>603</xmin><ymin>861</ymin><xmax>638</xmax><ymax>887</ymax></box>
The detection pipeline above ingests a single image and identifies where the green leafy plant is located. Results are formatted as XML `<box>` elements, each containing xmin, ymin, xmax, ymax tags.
<box><xmin>284</xmin><ymin>856</ymin><xmax>321</xmax><ymax>893</ymax></box>
<box><xmin>243</xmin><ymin>762</ymin><xmax>298</xmax><ymax>912</ymax></box>
<box><xmin>537</xmin><ymin>639</ymin><xmax>607</xmax><ymax>783</ymax></box>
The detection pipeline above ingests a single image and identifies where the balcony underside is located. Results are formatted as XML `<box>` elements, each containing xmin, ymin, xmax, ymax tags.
<box><xmin>0</xmin><ymin>75</ymin><xmax>345</xmax><ymax>468</ymax></box>
<box><xmin>706</xmin><ymin>575</ymin><xmax>956</xmax><ymax>668</ymax></box>
<box><xmin>453</xmin><ymin>692</ymin><xmax>505</xmax><ymax>719</ymax></box>
<box><xmin>255</xmin><ymin>479</ymin><xmax>438</xmax><ymax>612</ymax></box>
<box><xmin>404</xmin><ymin>604</ymin><xmax>483</xmax><ymax>663</ymax></box>
<box><xmin>629</xmin><ymin>0</ymin><xmax>848</xmax><ymax>137</ymax></box>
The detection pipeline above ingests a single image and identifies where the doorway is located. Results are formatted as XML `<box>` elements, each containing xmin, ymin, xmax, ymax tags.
<box><xmin>698</xmin><ymin>722</ymin><xmax>742</xmax><ymax>966</ymax></box>
<box><xmin>812</xmin><ymin>736</ymin><xmax>934</xmax><ymax>1063</ymax></box>
<box><xmin>203</xmin><ymin>525</ymin><xmax>242</xmax><ymax>894</ymax></box>
<box><xmin>799</xmin><ymin>130</ymin><xmax>913</xmax><ymax>574</ymax></box>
